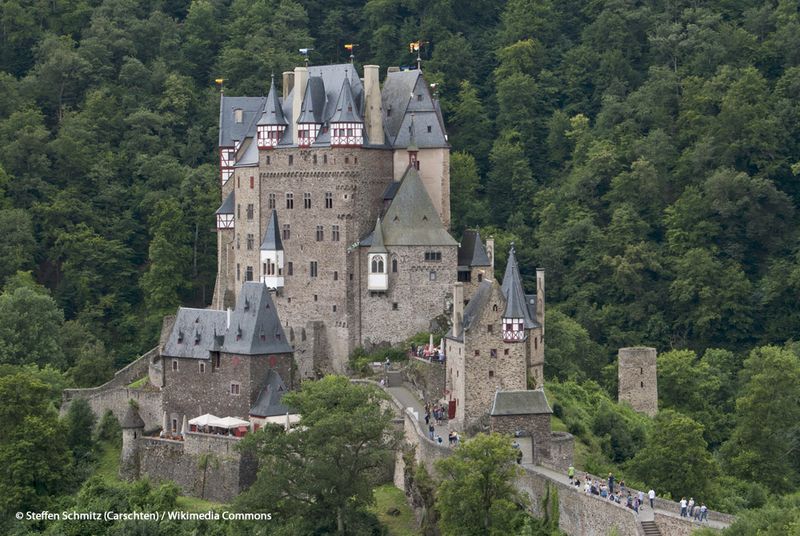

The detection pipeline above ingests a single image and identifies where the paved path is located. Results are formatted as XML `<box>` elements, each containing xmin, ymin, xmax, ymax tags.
<box><xmin>387</xmin><ymin>383</ymin><xmax>729</xmax><ymax>531</ymax></box>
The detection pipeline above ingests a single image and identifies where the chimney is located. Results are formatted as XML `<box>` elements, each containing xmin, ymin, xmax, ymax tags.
<box><xmin>536</xmin><ymin>268</ymin><xmax>545</xmax><ymax>335</ymax></box>
<box><xmin>292</xmin><ymin>66</ymin><xmax>308</xmax><ymax>141</ymax></box>
<box><xmin>363</xmin><ymin>65</ymin><xmax>384</xmax><ymax>145</ymax></box>
<box><xmin>226</xmin><ymin>307</ymin><xmax>231</xmax><ymax>329</ymax></box>
<box><xmin>486</xmin><ymin>236</ymin><xmax>495</xmax><ymax>271</ymax></box>
<box><xmin>453</xmin><ymin>283</ymin><xmax>464</xmax><ymax>338</ymax></box>
<box><xmin>282</xmin><ymin>71</ymin><xmax>294</xmax><ymax>100</ymax></box>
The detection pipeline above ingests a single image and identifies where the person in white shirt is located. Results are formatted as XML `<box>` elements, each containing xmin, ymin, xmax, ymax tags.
<box><xmin>648</xmin><ymin>489</ymin><xmax>655</xmax><ymax>509</ymax></box>
<box><xmin>680</xmin><ymin>497</ymin><xmax>687</xmax><ymax>517</ymax></box>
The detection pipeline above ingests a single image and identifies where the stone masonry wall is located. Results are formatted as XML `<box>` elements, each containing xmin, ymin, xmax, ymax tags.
<box><xmin>491</xmin><ymin>413</ymin><xmax>552</xmax><ymax>465</ymax></box>
<box><xmin>618</xmin><ymin>347</ymin><xmax>658</xmax><ymax>416</ymax></box>
<box><xmin>403</xmin><ymin>357</ymin><xmax>446</xmax><ymax>403</ymax></box>
<box><xmin>358</xmin><ymin>245</ymin><xmax>457</xmax><ymax>350</ymax></box>
<box><xmin>138</xmin><ymin>432</ymin><xmax>250</xmax><ymax>503</ymax></box>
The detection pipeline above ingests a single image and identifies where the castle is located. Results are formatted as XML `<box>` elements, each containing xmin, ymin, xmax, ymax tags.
<box><xmin>213</xmin><ymin>63</ymin><xmax>467</xmax><ymax>377</ymax></box>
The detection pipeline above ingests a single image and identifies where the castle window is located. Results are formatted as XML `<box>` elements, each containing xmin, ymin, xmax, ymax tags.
<box><xmin>316</xmin><ymin>225</ymin><xmax>324</xmax><ymax>241</ymax></box>
<box><xmin>350</xmin><ymin>273</ymin><xmax>353</xmax><ymax>281</ymax></box>
<box><xmin>641</xmin><ymin>381</ymin><xmax>644</xmax><ymax>388</ymax></box>
<box><xmin>237</xmin><ymin>204</ymin><xmax>241</xmax><ymax>219</ymax></box>
<box><xmin>246</xmin><ymin>204</ymin><xmax>254</xmax><ymax>220</ymax></box>
<box><xmin>504</xmin><ymin>348</ymin><xmax>509</xmax><ymax>356</ymax></box>
<box><xmin>288</xmin><ymin>155</ymin><xmax>293</xmax><ymax>165</ymax></box>
<box><xmin>250</xmin><ymin>176</ymin><xmax>254</xmax><ymax>189</ymax></box>
<box><xmin>490</xmin><ymin>349</ymin><xmax>497</xmax><ymax>358</ymax></box>
<box><xmin>417</xmin><ymin>94</ymin><xmax>423</xmax><ymax>101</ymax></box>
<box><xmin>286</xmin><ymin>192</ymin><xmax>294</xmax><ymax>209</ymax></box>
<box><xmin>237</xmin><ymin>176</ymin><xmax>240</xmax><ymax>188</ymax></box>
<box><xmin>199</xmin><ymin>362</ymin><xmax>205</xmax><ymax>373</ymax></box>
<box><xmin>287</xmin><ymin>262</ymin><xmax>293</xmax><ymax>275</ymax></box>
<box><xmin>424</xmin><ymin>251</ymin><xmax>442</xmax><ymax>262</ymax></box>
<box><xmin>172</xmin><ymin>418</ymin><xmax>178</xmax><ymax>432</ymax></box>
<box><xmin>324</xmin><ymin>155</ymin><xmax>328</xmax><ymax>164</ymax></box>
<box><xmin>313</xmin><ymin>154</ymin><xmax>317</xmax><ymax>164</ymax></box>
<box><xmin>333</xmin><ymin>271</ymin><xmax>338</xmax><ymax>281</ymax></box>
<box><xmin>172</xmin><ymin>359</ymin><xmax>178</xmax><ymax>372</ymax></box>
<box><xmin>234</xmin><ymin>108</ymin><xmax>243</xmax><ymax>123</ymax></box>
<box><xmin>304</xmin><ymin>192</ymin><xmax>311</xmax><ymax>209</ymax></box>
<box><xmin>392</xmin><ymin>259</ymin><xmax>397</xmax><ymax>273</ymax></box>
<box><xmin>314</xmin><ymin>294</ymin><xmax>318</xmax><ymax>301</ymax></box>
<box><xmin>282</xmin><ymin>224</ymin><xmax>290</xmax><ymax>240</ymax></box>
<box><xmin>245</xmin><ymin>266</ymin><xmax>253</xmax><ymax>281</ymax></box>
<box><xmin>477</xmin><ymin>273</ymin><xmax>483</xmax><ymax>282</ymax></box>
<box><xmin>332</xmin><ymin>305</ymin><xmax>337</xmax><ymax>312</ymax></box>
<box><xmin>429</xmin><ymin>271</ymin><xmax>436</xmax><ymax>281</ymax></box>
<box><xmin>640</xmin><ymin>367</ymin><xmax>643</xmax><ymax>375</ymax></box>
<box><xmin>487</xmin><ymin>324</ymin><xmax>493</xmax><ymax>333</ymax></box>
<box><xmin>427</xmin><ymin>125</ymin><xmax>432</xmax><ymax>133</ymax></box>
<box><xmin>212</xmin><ymin>352</ymin><xmax>220</xmax><ymax>368</ymax></box>
<box><xmin>474</xmin><ymin>350</ymin><xmax>479</xmax><ymax>356</ymax></box>
<box><xmin>354</xmin><ymin>157</ymin><xmax>358</xmax><ymax>164</ymax></box>
<box><xmin>458</xmin><ymin>271</ymin><xmax>471</xmax><ymax>282</ymax></box>
<box><xmin>237</xmin><ymin>263</ymin><xmax>240</xmax><ymax>280</ymax></box>
<box><xmin>371</xmin><ymin>257</ymin><xmax>384</xmax><ymax>273</ymax></box>
<box><xmin>268</xmin><ymin>193</ymin><xmax>276</xmax><ymax>209</ymax></box>
<box><xmin>392</xmin><ymin>302</ymin><xmax>398</xmax><ymax>310</ymax></box>
<box><xmin>493</xmin><ymin>304</ymin><xmax>498</xmax><ymax>312</ymax></box>
<box><xmin>325</xmin><ymin>192</ymin><xmax>333</xmax><ymax>208</ymax></box>
<box><xmin>246</xmin><ymin>233</ymin><xmax>254</xmax><ymax>250</ymax></box>
<box><xmin>387</xmin><ymin>108</ymin><xmax>392</xmax><ymax>117</ymax></box>
<box><xmin>534</xmin><ymin>338</ymin><xmax>537</xmax><ymax>350</ymax></box>
<box><xmin>236</xmin><ymin>234</ymin><xmax>240</xmax><ymax>249</ymax></box>
<box><xmin>230</xmin><ymin>383</ymin><xmax>240</xmax><ymax>396</ymax></box>
<box><xmin>344</xmin><ymin>156</ymin><xmax>349</xmax><ymax>164</ymax></box>
<box><xmin>332</xmin><ymin>225</ymin><xmax>340</xmax><ymax>241</ymax></box>
<box><xmin>310</xmin><ymin>261</ymin><xmax>318</xmax><ymax>277</ymax></box>
<box><xmin>266</xmin><ymin>155</ymin><xmax>271</xmax><ymax>165</ymax></box>
<box><xmin>489</xmin><ymin>370</ymin><xmax>494</xmax><ymax>378</ymax></box>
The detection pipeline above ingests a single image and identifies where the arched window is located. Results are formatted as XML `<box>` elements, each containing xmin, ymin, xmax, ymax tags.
<box><xmin>371</xmin><ymin>257</ymin><xmax>384</xmax><ymax>273</ymax></box>
<box><xmin>392</xmin><ymin>259</ymin><xmax>398</xmax><ymax>273</ymax></box>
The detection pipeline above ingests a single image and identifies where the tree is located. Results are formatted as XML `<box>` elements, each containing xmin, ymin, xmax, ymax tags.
<box><xmin>450</xmin><ymin>152</ymin><xmax>487</xmax><ymax>235</ymax></box>
<box><xmin>628</xmin><ymin>410</ymin><xmax>718</xmax><ymax>501</ymax></box>
<box><xmin>435</xmin><ymin>433</ymin><xmax>528</xmax><ymax>536</ymax></box>
<box><xmin>0</xmin><ymin>208</ymin><xmax>36</xmax><ymax>285</ymax></box>
<box><xmin>64</xmin><ymin>398</ymin><xmax>97</xmax><ymax>472</ymax></box>
<box><xmin>0</xmin><ymin>285</ymin><xmax>65</xmax><ymax>368</ymax></box>
<box><xmin>722</xmin><ymin>346</ymin><xmax>800</xmax><ymax>494</ymax></box>
<box><xmin>236</xmin><ymin>376</ymin><xmax>397</xmax><ymax>534</ymax></box>
<box><xmin>196</xmin><ymin>452</ymin><xmax>220</xmax><ymax>501</ymax></box>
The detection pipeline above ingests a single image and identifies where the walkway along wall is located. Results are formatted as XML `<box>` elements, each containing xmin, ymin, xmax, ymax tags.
<box><xmin>61</xmin><ymin>347</ymin><xmax>163</xmax><ymax>431</ymax></box>
<box><xmin>353</xmin><ymin>380</ymin><xmax>728</xmax><ymax>536</ymax></box>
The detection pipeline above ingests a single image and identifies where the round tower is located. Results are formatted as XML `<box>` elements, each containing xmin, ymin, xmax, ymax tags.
<box><xmin>617</xmin><ymin>347</ymin><xmax>658</xmax><ymax>416</ymax></box>
<box><xmin>119</xmin><ymin>402</ymin><xmax>145</xmax><ymax>481</ymax></box>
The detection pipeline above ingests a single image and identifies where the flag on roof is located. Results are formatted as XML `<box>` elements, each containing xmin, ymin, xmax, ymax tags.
<box><xmin>409</xmin><ymin>41</ymin><xmax>420</xmax><ymax>53</ymax></box>
<box><xmin>344</xmin><ymin>43</ymin><xmax>355</xmax><ymax>51</ymax></box>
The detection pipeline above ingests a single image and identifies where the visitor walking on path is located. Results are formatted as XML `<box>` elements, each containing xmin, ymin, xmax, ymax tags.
<box><xmin>608</xmin><ymin>473</ymin><xmax>615</xmax><ymax>494</ymax></box>
<box><xmin>568</xmin><ymin>465</ymin><xmax>575</xmax><ymax>483</ymax></box>
<box><xmin>648</xmin><ymin>489</ymin><xmax>655</xmax><ymax>509</ymax></box>
<box><xmin>638</xmin><ymin>490</ymin><xmax>645</xmax><ymax>509</ymax></box>
<box><xmin>680</xmin><ymin>497</ymin><xmax>687</xmax><ymax>517</ymax></box>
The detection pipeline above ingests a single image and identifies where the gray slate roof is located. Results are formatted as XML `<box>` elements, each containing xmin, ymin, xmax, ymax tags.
<box><xmin>216</xmin><ymin>192</ymin><xmax>234</xmax><ymax>215</ymax></box>
<box><xmin>329</xmin><ymin>78</ymin><xmax>363</xmax><ymax>123</ymax></box>
<box><xmin>162</xmin><ymin>283</ymin><xmax>292</xmax><ymax>359</ymax></box>
<box><xmin>377</xmin><ymin>166</ymin><xmax>458</xmax><ymax>247</ymax></box>
<box><xmin>491</xmin><ymin>389</ymin><xmax>552</xmax><ymax>416</ymax></box>
<box><xmin>369</xmin><ymin>217</ymin><xmax>388</xmax><ymax>253</ymax></box>
<box><xmin>261</xmin><ymin>210</ymin><xmax>283</xmax><ymax>251</ymax></box>
<box><xmin>458</xmin><ymin>229</ymin><xmax>491</xmax><ymax>268</ymax></box>
<box><xmin>446</xmin><ymin>280</ymin><xmax>492</xmax><ymax>341</ymax></box>
<box><xmin>249</xmin><ymin>369</ymin><xmax>294</xmax><ymax>417</ymax></box>
<box><xmin>219</xmin><ymin>95</ymin><xmax>265</xmax><ymax>147</ymax></box>
<box><xmin>257</xmin><ymin>77</ymin><xmax>288</xmax><ymax>126</ymax></box>
<box><xmin>382</xmin><ymin>70</ymin><xmax>448</xmax><ymax>148</ymax></box>
<box><xmin>234</xmin><ymin>137</ymin><xmax>259</xmax><ymax>167</ymax></box>
<box><xmin>501</xmin><ymin>246</ymin><xmax>538</xmax><ymax>328</ymax></box>
<box><xmin>162</xmin><ymin>308</ymin><xmax>227</xmax><ymax>359</ymax></box>
<box><xmin>121</xmin><ymin>404</ymin><xmax>145</xmax><ymax>429</ymax></box>
<box><xmin>223</xmin><ymin>282</ymin><xmax>292</xmax><ymax>355</ymax></box>
<box><xmin>297</xmin><ymin>76</ymin><xmax>326</xmax><ymax>124</ymax></box>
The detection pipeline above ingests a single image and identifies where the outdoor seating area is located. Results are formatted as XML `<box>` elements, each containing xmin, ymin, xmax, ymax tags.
<box><xmin>188</xmin><ymin>414</ymin><xmax>250</xmax><ymax>437</ymax></box>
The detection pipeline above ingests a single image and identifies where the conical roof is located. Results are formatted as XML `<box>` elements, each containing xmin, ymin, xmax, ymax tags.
<box><xmin>501</xmin><ymin>244</ymin><xmax>535</xmax><ymax>326</ymax></box>
<box><xmin>223</xmin><ymin>282</ymin><xmax>292</xmax><ymax>355</ymax></box>
<box><xmin>121</xmin><ymin>404</ymin><xmax>145</xmax><ymax>429</ymax></box>
<box><xmin>458</xmin><ymin>229</ymin><xmax>491</xmax><ymax>267</ymax></box>
<box><xmin>369</xmin><ymin>217</ymin><xmax>388</xmax><ymax>254</ymax></box>
<box><xmin>329</xmin><ymin>78</ymin><xmax>362</xmax><ymax>123</ymax></box>
<box><xmin>261</xmin><ymin>210</ymin><xmax>283</xmax><ymax>251</ymax></box>
<box><xmin>297</xmin><ymin>77</ymin><xmax>325</xmax><ymax>124</ymax></box>
<box><xmin>257</xmin><ymin>76</ymin><xmax>288</xmax><ymax>126</ymax></box>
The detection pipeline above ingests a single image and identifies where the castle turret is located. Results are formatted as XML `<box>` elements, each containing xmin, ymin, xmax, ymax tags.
<box><xmin>256</xmin><ymin>75</ymin><xmax>288</xmax><ymax>149</ymax></box>
<box><xmin>120</xmin><ymin>402</ymin><xmax>145</xmax><ymax>481</ymax></box>
<box><xmin>260</xmin><ymin>210</ymin><xmax>284</xmax><ymax>289</ymax></box>
<box><xmin>501</xmin><ymin>244</ymin><xmax>528</xmax><ymax>343</ymax></box>
<box><xmin>329</xmin><ymin>78</ymin><xmax>363</xmax><ymax>147</ymax></box>
<box><xmin>296</xmin><ymin>75</ymin><xmax>323</xmax><ymax>147</ymax></box>
<box><xmin>367</xmin><ymin>218</ymin><xmax>388</xmax><ymax>291</ymax></box>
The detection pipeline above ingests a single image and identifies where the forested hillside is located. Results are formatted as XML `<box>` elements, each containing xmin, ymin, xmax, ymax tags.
<box><xmin>1</xmin><ymin>0</ymin><xmax>800</xmax><ymax>529</ymax></box>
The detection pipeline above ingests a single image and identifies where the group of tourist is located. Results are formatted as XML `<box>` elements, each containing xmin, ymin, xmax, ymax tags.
<box><xmin>424</xmin><ymin>402</ymin><xmax>448</xmax><ymax>426</ymax></box>
<box><xmin>565</xmin><ymin>467</ymin><xmax>711</xmax><ymax>523</ymax></box>
<box><xmin>411</xmin><ymin>344</ymin><xmax>445</xmax><ymax>362</ymax></box>
<box><xmin>680</xmin><ymin>497</ymin><xmax>709</xmax><ymax>522</ymax></box>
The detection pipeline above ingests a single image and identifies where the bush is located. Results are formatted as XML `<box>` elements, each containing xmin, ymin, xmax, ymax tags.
<box><xmin>95</xmin><ymin>409</ymin><xmax>122</xmax><ymax>445</ymax></box>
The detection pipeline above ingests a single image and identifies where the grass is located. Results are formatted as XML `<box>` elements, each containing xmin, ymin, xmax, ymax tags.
<box><xmin>175</xmin><ymin>495</ymin><xmax>225</xmax><ymax>512</ymax></box>
<box><xmin>370</xmin><ymin>484</ymin><xmax>420</xmax><ymax>536</ymax></box>
<box><xmin>127</xmin><ymin>376</ymin><xmax>148</xmax><ymax>388</ymax></box>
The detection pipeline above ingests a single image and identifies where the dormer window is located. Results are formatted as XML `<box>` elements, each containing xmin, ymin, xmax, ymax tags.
<box><xmin>234</xmin><ymin>109</ymin><xmax>243</xmax><ymax>123</ymax></box>
<box><xmin>177</xmin><ymin>331</ymin><xmax>184</xmax><ymax>343</ymax></box>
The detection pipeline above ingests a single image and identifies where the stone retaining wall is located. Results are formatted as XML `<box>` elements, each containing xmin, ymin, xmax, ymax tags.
<box><xmin>403</xmin><ymin>357</ymin><xmax>446</xmax><ymax>403</ymax></box>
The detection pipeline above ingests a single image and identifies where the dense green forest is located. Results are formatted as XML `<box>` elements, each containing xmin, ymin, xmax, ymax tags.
<box><xmin>1</xmin><ymin>0</ymin><xmax>800</xmax><ymax>533</ymax></box>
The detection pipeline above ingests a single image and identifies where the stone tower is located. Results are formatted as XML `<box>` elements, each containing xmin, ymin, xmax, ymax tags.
<box><xmin>618</xmin><ymin>347</ymin><xmax>658</xmax><ymax>416</ymax></box>
<box><xmin>120</xmin><ymin>402</ymin><xmax>145</xmax><ymax>481</ymax></box>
